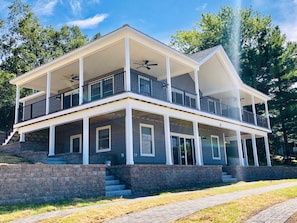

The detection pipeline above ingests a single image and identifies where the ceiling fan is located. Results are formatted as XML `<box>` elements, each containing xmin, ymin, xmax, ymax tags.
<box><xmin>134</xmin><ymin>60</ymin><xmax>158</xmax><ymax>70</ymax></box>
<box><xmin>69</xmin><ymin>74</ymin><xmax>79</xmax><ymax>82</ymax></box>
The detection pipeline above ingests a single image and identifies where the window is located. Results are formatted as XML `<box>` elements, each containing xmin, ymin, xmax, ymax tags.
<box><xmin>139</xmin><ymin>76</ymin><xmax>151</xmax><ymax>96</ymax></box>
<box><xmin>70</xmin><ymin>134</ymin><xmax>82</xmax><ymax>153</ymax></box>
<box><xmin>63</xmin><ymin>89</ymin><xmax>79</xmax><ymax>109</ymax></box>
<box><xmin>90</xmin><ymin>82</ymin><xmax>101</xmax><ymax>101</ymax></box>
<box><xmin>96</xmin><ymin>125</ymin><xmax>111</xmax><ymax>152</ymax></box>
<box><xmin>211</xmin><ymin>135</ymin><xmax>221</xmax><ymax>159</ymax></box>
<box><xmin>172</xmin><ymin>89</ymin><xmax>184</xmax><ymax>105</ymax></box>
<box><xmin>140</xmin><ymin>124</ymin><xmax>155</xmax><ymax>156</ymax></box>
<box><xmin>208</xmin><ymin>99</ymin><xmax>216</xmax><ymax>114</ymax></box>
<box><xmin>89</xmin><ymin>76</ymin><xmax>114</xmax><ymax>101</ymax></box>
<box><xmin>185</xmin><ymin>93</ymin><xmax>196</xmax><ymax>108</ymax></box>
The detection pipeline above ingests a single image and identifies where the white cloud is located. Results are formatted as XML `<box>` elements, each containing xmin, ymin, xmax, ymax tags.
<box><xmin>279</xmin><ymin>22</ymin><xmax>297</xmax><ymax>42</ymax></box>
<box><xmin>33</xmin><ymin>0</ymin><xmax>58</xmax><ymax>16</ymax></box>
<box><xmin>67</xmin><ymin>14</ymin><xmax>108</xmax><ymax>29</ymax></box>
<box><xmin>69</xmin><ymin>0</ymin><xmax>82</xmax><ymax>16</ymax></box>
<box><xmin>196</xmin><ymin>3</ymin><xmax>207</xmax><ymax>12</ymax></box>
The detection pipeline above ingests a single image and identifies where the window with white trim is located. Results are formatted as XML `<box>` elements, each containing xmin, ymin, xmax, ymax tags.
<box><xmin>96</xmin><ymin>125</ymin><xmax>111</xmax><ymax>152</ymax></box>
<box><xmin>88</xmin><ymin>76</ymin><xmax>114</xmax><ymax>101</ymax></box>
<box><xmin>70</xmin><ymin>134</ymin><xmax>82</xmax><ymax>153</ymax></box>
<box><xmin>208</xmin><ymin>99</ymin><xmax>216</xmax><ymax>114</ymax></box>
<box><xmin>172</xmin><ymin>88</ymin><xmax>184</xmax><ymax>105</ymax></box>
<box><xmin>211</xmin><ymin>135</ymin><xmax>221</xmax><ymax>159</ymax></box>
<box><xmin>140</xmin><ymin>124</ymin><xmax>155</xmax><ymax>156</ymax></box>
<box><xmin>185</xmin><ymin>93</ymin><xmax>196</xmax><ymax>108</ymax></box>
<box><xmin>138</xmin><ymin>76</ymin><xmax>151</xmax><ymax>96</ymax></box>
<box><xmin>63</xmin><ymin>89</ymin><xmax>79</xmax><ymax>109</ymax></box>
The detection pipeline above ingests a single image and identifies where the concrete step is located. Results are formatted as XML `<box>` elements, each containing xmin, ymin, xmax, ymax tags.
<box><xmin>106</xmin><ymin>184</ymin><xmax>126</xmax><ymax>191</ymax></box>
<box><xmin>46</xmin><ymin>157</ymin><xmax>67</xmax><ymax>164</ymax></box>
<box><xmin>105</xmin><ymin>175</ymin><xmax>115</xmax><ymax>180</ymax></box>
<box><xmin>106</xmin><ymin>179</ymin><xmax>120</xmax><ymax>186</ymax></box>
<box><xmin>222</xmin><ymin>171</ymin><xmax>237</xmax><ymax>183</ymax></box>
<box><xmin>105</xmin><ymin>189</ymin><xmax>132</xmax><ymax>197</ymax></box>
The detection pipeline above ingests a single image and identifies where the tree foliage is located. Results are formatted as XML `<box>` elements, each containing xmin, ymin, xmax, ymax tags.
<box><xmin>171</xmin><ymin>6</ymin><xmax>297</xmax><ymax>156</ymax></box>
<box><xmin>0</xmin><ymin>0</ymin><xmax>89</xmax><ymax>131</ymax></box>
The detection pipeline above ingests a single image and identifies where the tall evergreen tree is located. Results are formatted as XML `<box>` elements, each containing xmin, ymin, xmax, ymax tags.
<box><xmin>171</xmin><ymin>6</ymin><xmax>297</xmax><ymax>158</ymax></box>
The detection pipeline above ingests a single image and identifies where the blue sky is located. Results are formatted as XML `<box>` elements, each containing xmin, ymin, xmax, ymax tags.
<box><xmin>0</xmin><ymin>0</ymin><xmax>297</xmax><ymax>43</ymax></box>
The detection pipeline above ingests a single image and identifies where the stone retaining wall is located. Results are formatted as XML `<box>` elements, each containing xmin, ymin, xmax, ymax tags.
<box><xmin>109</xmin><ymin>165</ymin><xmax>222</xmax><ymax>194</ymax></box>
<box><xmin>0</xmin><ymin>164</ymin><xmax>106</xmax><ymax>205</ymax></box>
<box><xmin>223</xmin><ymin>166</ymin><xmax>297</xmax><ymax>181</ymax></box>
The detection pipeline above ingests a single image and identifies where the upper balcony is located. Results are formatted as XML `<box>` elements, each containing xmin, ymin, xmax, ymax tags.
<box><xmin>11</xmin><ymin>26</ymin><xmax>270</xmax><ymax>130</ymax></box>
<box><xmin>18</xmin><ymin>69</ymin><xmax>269</xmax><ymax>129</ymax></box>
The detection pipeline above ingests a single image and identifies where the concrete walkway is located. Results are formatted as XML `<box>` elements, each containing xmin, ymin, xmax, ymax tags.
<box><xmin>10</xmin><ymin>182</ymin><xmax>297</xmax><ymax>223</ymax></box>
<box><xmin>245</xmin><ymin>197</ymin><xmax>297</xmax><ymax>223</ymax></box>
<box><xmin>107</xmin><ymin>182</ymin><xmax>297</xmax><ymax>223</ymax></box>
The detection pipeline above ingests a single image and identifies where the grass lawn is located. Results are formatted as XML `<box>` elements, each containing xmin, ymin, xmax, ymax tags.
<box><xmin>0</xmin><ymin>152</ymin><xmax>32</xmax><ymax>164</ymax></box>
<box><xmin>1</xmin><ymin>179</ymin><xmax>296</xmax><ymax>223</ymax></box>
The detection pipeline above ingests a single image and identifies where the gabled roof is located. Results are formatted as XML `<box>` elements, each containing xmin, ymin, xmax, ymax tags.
<box><xmin>189</xmin><ymin>46</ymin><xmax>221</xmax><ymax>64</ymax></box>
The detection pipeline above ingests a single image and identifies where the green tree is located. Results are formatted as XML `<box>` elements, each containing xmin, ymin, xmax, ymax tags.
<box><xmin>0</xmin><ymin>0</ymin><xmax>89</xmax><ymax>131</ymax></box>
<box><xmin>171</xmin><ymin>6</ymin><xmax>297</xmax><ymax>158</ymax></box>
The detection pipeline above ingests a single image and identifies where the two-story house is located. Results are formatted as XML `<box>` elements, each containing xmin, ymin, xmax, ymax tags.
<box><xmin>8</xmin><ymin>25</ymin><xmax>271</xmax><ymax>167</ymax></box>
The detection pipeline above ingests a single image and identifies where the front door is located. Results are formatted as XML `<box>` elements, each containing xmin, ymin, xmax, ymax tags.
<box><xmin>171</xmin><ymin>135</ymin><xmax>196</xmax><ymax>165</ymax></box>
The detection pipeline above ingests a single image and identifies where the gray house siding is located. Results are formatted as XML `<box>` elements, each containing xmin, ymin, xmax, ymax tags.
<box><xmin>199</xmin><ymin>125</ymin><xmax>227</xmax><ymax>165</ymax></box>
<box><xmin>132</xmin><ymin>112</ymin><xmax>166</xmax><ymax>164</ymax></box>
<box><xmin>171</xmin><ymin>73</ymin><xmax>195</xmax><ymax>94</ymax></box>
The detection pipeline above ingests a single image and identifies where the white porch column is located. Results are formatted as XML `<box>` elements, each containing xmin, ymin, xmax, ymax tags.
<box><xmin>79</xmin><ymin>57</ymin><xmax>84</xmax><ymax>105</ymax></box>
<box><xmin>236</xmin><ymin>89</ymin><xmax>242</xmax><ymax>121</ymax></box>
<box><xmin>48</xmin><ymin>125</ymin><xmax>55</xmax><ymax>156</ymax></box>
<box><xmin>236</xmin><ymin>130</ymin><xmax>244</xmax><ymax>166</ymax></box>
<box><xmin>164</xmin><ymin>114</ymin><xmax>172</xmax><ymax>165</ymax></box>
<box><xmin>46</xmin><ymin>71</ymin><xmax>51</xmax><ymax>115</ymax></box>
<box><xmin>242</xmin><ymin>138</ymin><xmax>249</xmax><ymax>166</ymax></box>
<box><xmin>125</xmin><ymin>104</ymin><xmax>134</xmax><ymax>164</ymax></box>
<box><xmin>194</xmin><ymin>67</ymin><xmax>201</xmax><ymax>110</ymax></box>
<box><xmin>166</xmin><ymin>56</ymin><xmax>172</xmax><ymax>102</ymax></box>
<box><xmin>251</xmin><ymin>133</ymin><xmax>259</xmax><ymax>166</ymax></box>
<box><xmin>14</xmin><ymin>85</ymin><xmax>20</xmax><ymax>124</ymax></box>
<box><xmin>124</xmin><ymin>37</ymin><xmax>131</xmax><ymax>92</ymax></box>
<box><xmin>251</xmin><ymin>95</ymin><xmax>257</xmax><ymax>125</ymax></box>
<box><xmin>264</xmin><ymin>135</ymin><xmax>272</xmax><ymax>166</ymax></box>
<box><xmin>20</xmin><ymin>133</ymin><xmax>25</xmax><ymax>142</ymax></box>
<box><xmin>264</xmin><ymin>101</ymin><xmax>271</xmax><ymax>129</ymax></box>
<box><xmin>83</xmin><ymin>117</ymin><xmax>89</xmax><ymax>165</ymax></box>
<box><xmin>193</xmin><ymin>121</ymin><xmax>203</xmax><ymax>165</ymax></box>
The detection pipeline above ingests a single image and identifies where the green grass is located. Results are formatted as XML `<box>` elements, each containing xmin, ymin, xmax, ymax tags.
<box><xmin>0</xmin><ymin>152</ymin><xmax>32</xmax><ymax>164</ymax></box>
<box><xmin>1</xmin><ymin>179</ymin><xmax>296</xmax><ymax>223</ymax></box>
<box><xmin>175</xmin><ymin>186</ymin><xmax>297</xmax><ymax>223</ymax></box>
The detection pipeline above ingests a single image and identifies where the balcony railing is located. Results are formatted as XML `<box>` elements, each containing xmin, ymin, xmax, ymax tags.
<box><xmin>200</xmin><ymin>97</ymin><xmax>240</xmax><ymax>121</ymax></box>
<box><xmin>17</xmin><ymin>70</ymin><xmax>269</xmax><ymax>129</ymax></box>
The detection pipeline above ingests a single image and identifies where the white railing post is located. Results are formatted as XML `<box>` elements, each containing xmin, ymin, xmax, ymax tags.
<box><xmin>166</xmin><ymin>56</ymin><xmax>172</xmax><ymax>102</ymax></box>
<box><xmin>164</xmin><ymin>114</ymin><xmax>172</xmax><ymax>165</ymax></box>
<box><xmin>46</xmin><ymin>71</ymin><xmax>51</xmax><ymax>115</ymax></box>
<box><xmin>79</xmin><ymin>57</ymin><xmax>84</xmax><ymax>105</ymax></box>
<box><xmin>14</xmin><ymin>85</ymin><xmax>20</xmax><ymax>124</ymax></box>
<box><xmin>236</xmin><ymin>130</ymin><xmax>244</xmax><ymax>166</ymax></box>
<box><xmin>251</xmin><ymin>133</ymin><xmax>259</xmax><ymax>166</ymax></box>
<box><xmin>125</xmin><ymin>37</ymin><xmax>131</xmax><ymax>92</ymax></box>
<box><xmin>194</xmin><ymin>67</ymin><xmax>201</xmax><ymax>110</ymax></box>
<box><xmin>83</xmin><ymin>116</ymin><xmax>89</xmax><ymax>165</ymax></box>
<box><xmin>125</xmin><ymin>104</ymin><xmax>134</xmax><ymax>164</ymax></box>
<box><xmin>48</xmin><ymin>125</ymin><xmax>55</xmax><ymax>156</ymax></box>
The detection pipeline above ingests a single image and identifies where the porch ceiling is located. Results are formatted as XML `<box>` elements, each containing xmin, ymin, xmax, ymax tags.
<box><xmin>18</xmin><ymin>38</ymin><xmax>194</xmax><ymax>92</ymax></box>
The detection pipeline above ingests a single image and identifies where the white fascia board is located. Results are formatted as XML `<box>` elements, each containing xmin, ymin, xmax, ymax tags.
<box><xmin>241</xmin><ymin>85</ymin><xmax>271</xmax><ymax>101</ymax></box>
<box><xmin>19</xmin><ymin>91</ymin><xmax>45</xmax><ymax>103</ymax></box>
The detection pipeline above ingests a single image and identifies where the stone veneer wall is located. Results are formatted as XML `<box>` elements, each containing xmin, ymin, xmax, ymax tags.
<box><xmin>109</xmin><ymin>165</ymin><xmax>222</xmax><ymax>194</ymax></box>
<box><xmin>0</xmin><ymin>164</ymin><xmax>106</xmax><ymax>205</ymax></box>
<box><xmin>223</xmin><ymin>166</ymin><xmax>297</xmax><ymax>181</ymax></box>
